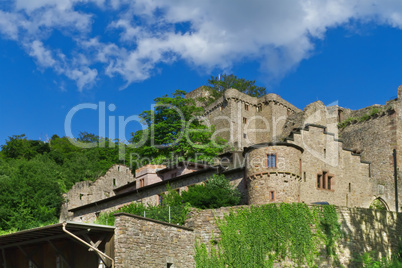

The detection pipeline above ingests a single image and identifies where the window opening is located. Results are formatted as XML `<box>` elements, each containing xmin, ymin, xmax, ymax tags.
<box><xmin>269</xmin><ymin>191</ymin><xmax>275</xmax><ymax>201</ymax></box>
<box><xmin>267</xmin><ymin>154</ymin><xmax>276</xmax><ymax>168</ymax></box>
<box><xmin>317</xmin><ymin>174</ymin><xmax>322</xmax><ymax>188</ymax></box>
<box><xmin>328</xmin><ymin>176</ymin><xmax>332</xmax><ymax>190</ymax></box>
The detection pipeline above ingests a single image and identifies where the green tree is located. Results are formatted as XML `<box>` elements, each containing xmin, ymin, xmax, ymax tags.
<box><xmin>1</xmin><ymin>134</ymin><xmax>50</xmax><ymax>160</ymax></box>
<box><xmin>181</xmin><ymin>174</ymin><xmax>241</xmax><ymax>209</ymax></box>
<box><xmin>131</xmin><ymin>90</ymin><xmax>225</xmax><ymax>165</ymax></box>
<box><xmin>200</xmin><ymin>74</ymin><xmax>266</xmax><ymax>106</ymax></box>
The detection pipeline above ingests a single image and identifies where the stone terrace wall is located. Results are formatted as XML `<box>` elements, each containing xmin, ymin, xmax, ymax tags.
<box><xmin>114</xmin><ymin>213</ymin><xmax>195</xmax><ymax>268</ymax></box>
<box><xmin>185</xmin><ymin>205</ymin><xmax>402</xmax><ymax>267</ymax></box>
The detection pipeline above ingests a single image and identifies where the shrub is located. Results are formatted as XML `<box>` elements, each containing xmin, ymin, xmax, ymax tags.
<box><xmin>181</xmin><ymin>174</ymin><xmax>241</xmax><ymax>209</ymax></box>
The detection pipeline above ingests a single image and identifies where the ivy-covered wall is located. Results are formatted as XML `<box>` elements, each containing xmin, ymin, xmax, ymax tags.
<box><xmin>185</xmin><ymin>205</ymin><xmax>402</xmax><ymax>267</ymax></box>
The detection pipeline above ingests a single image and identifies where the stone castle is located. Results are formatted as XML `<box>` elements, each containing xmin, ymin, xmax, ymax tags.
<box><xmin>61</xmin><ymin>85</ymin><xmax>402</xmax><ymax>222</ymax></box>
<box><xmin>2</xmin><ymin>86</ymin><xmax>402</xmax><ymax>268</ymax></box>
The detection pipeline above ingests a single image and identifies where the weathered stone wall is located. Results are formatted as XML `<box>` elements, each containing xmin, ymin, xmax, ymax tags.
<box><xmin>71</xmin><ymin>168</ymin><xmax>221</xmax><ymax>222</ymax></box>
<box><xmin>185</xmin><ymin>205</ymin><xmax>402</xmax><ymax>267</ymax></box>
<box><xmin>60</xmin><ymin>165</ymin><xmax>135</xmax><ymax>221</ymax></box>
<box><xmin>289</xmin><ymin>125</ymin><xmax>373</xmax><ymax>208</ymax></box>
<box><xmin>246</xmin><ymin>145</ymin><xmax>303</xmax><ymax>204</ymax></box>
<box><xmin>340</xmin><ymin>105</ymin><xmax>399</xmax><ymax>211</ymax></box>
<box><xmin>203</xmin><ymin>88</ymin><xmax>301</xmax><ymax>149</ymax></box>
<box><xmin>114</xmin><ymin>213</ymin><xmax>195</xmax><ymax>268</ymax></box>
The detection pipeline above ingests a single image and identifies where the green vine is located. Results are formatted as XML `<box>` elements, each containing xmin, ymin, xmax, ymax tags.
<box><xmin>338</xmin><ymin>106</ymin><xmax>392</xmax><ymax>129</ymax></box>
<box><xmin>194</xmin><ymin>203</ymin><xmax>342</xmax><ymax>267</ymax></box>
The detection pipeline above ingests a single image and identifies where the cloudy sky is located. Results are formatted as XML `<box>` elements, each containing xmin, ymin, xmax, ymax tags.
<box><xmin>1</xmin><ymin>0</ymin><xmax>402</xmax><ymax>143</ymax></box>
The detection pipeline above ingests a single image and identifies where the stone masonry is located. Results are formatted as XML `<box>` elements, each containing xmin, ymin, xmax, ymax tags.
<box><xmin>114</xmin><ymin>213</ymin><xmax>195</xmax><ymax>268</ymax></box>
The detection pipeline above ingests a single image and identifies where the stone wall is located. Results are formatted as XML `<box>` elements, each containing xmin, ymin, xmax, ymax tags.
<box><xmin>60</xmin><ymin>165</ymin><xmax>135</xmax><ymax>221</ymax></box>
<box><xmin>245</xmin><ymin>144</ymin><xmax>303</xmax><ymax>204</ymax></box>
<box><xmin>203</xmin><ymin>88</ymin><xmax>301</xmax><ymax>149</ymax></box>
<box><xmin>70</xmin><ymin>168</ymin><xmax>245</xmax><ymax>222</ymax></box>
<box><xmin>289</xmin><ymin>125</ymin><xmax>373</xmax><ymax>208</ymax></box>
<box><xmin>114</xmin><ymin>213</ymin><xmax>195</xmax><ymax>268</ymax></box>
<box><xmin>340</xmin><ymin>104</ymin><xmax>400</xmax><ymax>211</ymax></box>
<box><xmin>185</xmin><ymin>205</ymin><xmax>402</xmax><ymax>267</ymax></box>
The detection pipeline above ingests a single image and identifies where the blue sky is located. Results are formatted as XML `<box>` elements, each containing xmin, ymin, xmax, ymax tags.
<box><xmin>1</xmin><ymin>0</ymin><xmax>402</xmax><ymax>145</ymax></box>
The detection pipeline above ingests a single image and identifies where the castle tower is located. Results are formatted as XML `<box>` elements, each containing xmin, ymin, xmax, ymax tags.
<box><xmin>245</xmin><ymin>143</ymin><xmax>303</xmax><ymax>204</ymax></box>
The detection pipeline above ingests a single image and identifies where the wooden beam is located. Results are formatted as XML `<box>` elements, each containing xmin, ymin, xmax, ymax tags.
<box><xmin>1</xmin><ymin>249</ymin><xmax>7</xmax><ymax>268</ymax></box>
<box><xmin>47</xmin><ymin>240</ymin><xmax>72</xmax><ymax>268</ymax></box>
<box><xmin>17</xmin><ymin>246</ymin><xmax>42</xmax><ymax>268</ymax></box>
<box><xmin>82</xmin><ymin>233</ymin><xmax>106</xmax><ymax>249</ymax></box>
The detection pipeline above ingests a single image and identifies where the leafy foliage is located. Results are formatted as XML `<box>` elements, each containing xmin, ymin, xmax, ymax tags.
<box><xmin>194</xmin><ymin>204</ymin><xmax>343</xmax><ymax>267</ymax></box>
<box><xmin>131</xmin><ymin>90</ymin><xmax>226</xmax><ymax>165</ymax></box>
<box><xmin>199</xmin><ymin>74</ymin><xmax>267</xmax><ymax>106</ymax></box>
<box><xmin>181</xmin><ymin>174</ymin><xmax>241</xmax><ymax>209</ymax></box>
<box><xmin>0</xmin><ymin>134</ymin><xmax>135</xmax><ymax>231</ymax></box>
<box><xmin>95</xmin><ymin>201</ymin><xmax>191</xmax><ymax>226</ymax></box>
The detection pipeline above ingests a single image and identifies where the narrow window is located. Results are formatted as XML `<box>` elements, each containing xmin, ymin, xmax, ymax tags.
<box><xmin>267</xmin><ymin>154</ymin><xmax>276</xmax><ymax>168</ymax></box>
<box><xmin>118</xmin><ymin>166</ymin><xmax>120</xmax><ymax>171</ymax></box>
<box><xmin>323</xmin><ymin>149</ymin><xmax>326</xmax><ymax>158</ymax></box>
<box><xmin>113</xmin><ymin>178</ymin><xmax>116</xmax><ymax>187</ymax></box>
<box><xmin>269</xmin><ymin>191</ymin><xmax>275</xmax><ymax>201</ymax></box>
<box><xmin>299</xmin><ymin>159</ymin><xmax>302</xmax><ymax>174</ymax></box>
<box><xmin>317</xmin><ymin>174</ymin><xmax>322</xmax><ymax>188</ymax></box>
<box><xmin>349</xmin><ymin>183</ymin><xmax>351</xmax><ymax>193</ymax></box>
<box><xmin>338</xmin><ymin>109</ymin><xmax>342</xmax><ymax>122</ymax></box>
<box><xmin>257</xmin><ymin>105</ymin><xmax>262</xmax><ymax>112</ymax></box>
<box><xmin>243</xmin><ymin>133</ymin><xmax>247</xmax><ymax>139</ymax></box>
<box><xmin>328</xmin><ymin>176</ymin><xmax>332</xmax><ymax>190</ymax></box>
<box><xmin>245</xmin><ymin>104</ymin><xmax>249</xmax><ymax>111</ymax></box>
<box><xmin>322</xmin><ymin>172</ymin><xmax>327</xmax><ymax>189</ymax></box>
<box><xmin>79</xmin><ymin>194</ymin><xmax>83</xmax><ymax>200</ymax></box>
<box><xmin>243</xmin><ymin>117</ymin><xmax>247</xmax><ymax>124</ymax></box>
<box><xmin>220</xmin><ymin>106</ymin><xmax>223</xmax><ymax>111</ymax></box>
<box><xmin>303</xmin><ymin>172</ymin><xmax>306</xmax><ymax>182</ymax></box>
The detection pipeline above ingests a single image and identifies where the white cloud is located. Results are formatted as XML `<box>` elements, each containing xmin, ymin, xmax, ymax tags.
<box><xmin>28</xmin><ymin>40</ymin><xmax>57</xmax><ymax>67</ymax></box>
<box><xmin>2</xmin><ymin>0</ymin><xmax>402</xmax><ymax>90</ymax></box>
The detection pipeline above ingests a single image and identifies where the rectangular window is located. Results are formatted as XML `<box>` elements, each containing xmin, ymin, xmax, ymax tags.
<box><xmin>349</xmin><ymin>183</ymin><xmax>351</xmax><ymax>193</ymax></box>
<box><xmin>245</xmin><ymin>104</ymin><xmax>249</xmax><ymax>111</ymax></box>
<box><xmin>303</xmin><ymin>172</ymin><xmax>306</xmax><ymax>182</ymax></box>
<box><xmin>158</xmin><ymin>194</ymin><xmax>164</xmax><ymax>206</ymax></box>
<box><xmin>139</xmin><ymin>178</ymin><xmax>144</xmax><ymax>188</ymax></box>
<box><xmin>220</xmin><ymin>106</ymin><xmax>223</xmax><ymax>111</ymax></box>
<box><xmin>267</xmin><ymin>154</ymin><xmax>276</xmax><ymax>168</ymax></box>
<box><xmin>256</xmin><ymin>105</ymin><xmax>262</xmax><ymax>112</ymax></box>
<box><xmin>243</xmin><ymin>117</ymin><xmax>247</xmax><ymax>124</ymax></box>
<box><xmin>328</xmin><ymin>176</ymin><xmax>332</xmax><ymax>190</ymax></box>
<box><xmin>113</xmin><ymin>178</ymin><xmax>116</xmax><ymax>187</ymax></box>
<box><xmin>317</xmin><ymin>174</ymin><xmax>322</xmax><ymax>188</ymax></box>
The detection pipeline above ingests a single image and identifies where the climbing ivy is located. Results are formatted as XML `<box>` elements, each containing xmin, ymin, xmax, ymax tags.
<box><xmin>194</xmin><ymin>203</ymin><xmax>342</xmax><ymax>267</ymax></box>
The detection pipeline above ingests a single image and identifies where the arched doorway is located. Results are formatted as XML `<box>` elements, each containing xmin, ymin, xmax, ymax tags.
<box><xmin>369</xmin><ymin>197</ymin><xmax>389</xmax><ymax>211</ymax></box>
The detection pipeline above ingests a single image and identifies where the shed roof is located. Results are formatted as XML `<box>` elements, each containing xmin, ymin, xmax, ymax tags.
<box><xmin>0</xmin><ymin>221</ymin><xmax>114</xmax><ymax>249</ymax></box>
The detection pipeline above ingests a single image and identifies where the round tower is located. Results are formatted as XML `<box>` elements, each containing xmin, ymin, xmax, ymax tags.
<box><xmin>245</xmin><ymin>143</ymin><xmax>303</xmax><ymax>205</ymax></box>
